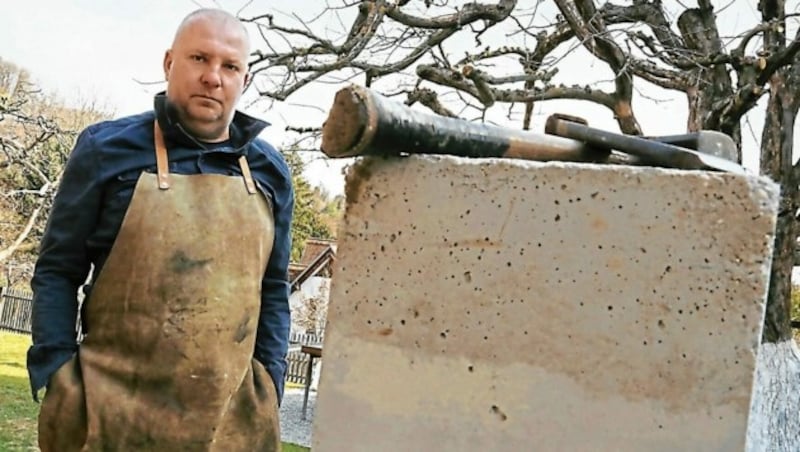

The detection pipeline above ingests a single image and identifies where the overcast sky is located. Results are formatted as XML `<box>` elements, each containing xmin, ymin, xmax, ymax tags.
<box><xmin>2</xmin><ymin>0</ymin><xmax>795</xmax><ymax>196</ymax></box>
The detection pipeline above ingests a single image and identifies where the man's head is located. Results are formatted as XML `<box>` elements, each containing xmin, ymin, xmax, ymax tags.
<box><xmin>163</xmin><ymin>9</ymin><xmax>251</xmax><ymax>142</ymax></box>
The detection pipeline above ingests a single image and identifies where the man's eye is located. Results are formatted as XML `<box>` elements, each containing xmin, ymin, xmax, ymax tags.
<box><xmin>225</xmin><ymin>64</ymin><xmax>239</xmax><ymax>71</ymax></box>
<box><xmin>191</xmin><ymin>55</ymin><xmax>205</xmax><ymax>62</ymax></box>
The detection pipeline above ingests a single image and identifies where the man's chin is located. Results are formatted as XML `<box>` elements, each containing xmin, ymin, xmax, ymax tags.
<box><xmin>183</xmin><ymin>118</ymin><xmax>228</xmax><ymax>143</ymax></box>
<box><xmin>186</xmin><ymin>105</ymin><xmax>223</xmax><ymax>121</ymax></box>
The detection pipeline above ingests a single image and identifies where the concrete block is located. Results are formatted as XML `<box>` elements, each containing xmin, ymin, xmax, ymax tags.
<box><xmin>314</xmin><ymin>156</ymin><xmax>779</xmax><ymax>451</ymax></box>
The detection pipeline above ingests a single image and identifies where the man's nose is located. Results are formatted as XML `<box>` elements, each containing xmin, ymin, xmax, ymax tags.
<box><xmin>200</xmin><ymin>66</ymin><xmax>222</xmax><ymax>88</ymax></box>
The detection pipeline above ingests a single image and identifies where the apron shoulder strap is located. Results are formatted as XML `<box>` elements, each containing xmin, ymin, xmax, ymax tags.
<box><xmin>154</xmin><ymin>121</ymin><xmax>171</xmax><ymax>190</ymax></box>
<box><xmin>238</xmin><ymin>156</ymin><xmax>258</xmax><ymax>195</ymax></box>
<box><xmin>153</xmin><ymin>120</ymin><xmax>258</xmax><ymax>195</ymax></box>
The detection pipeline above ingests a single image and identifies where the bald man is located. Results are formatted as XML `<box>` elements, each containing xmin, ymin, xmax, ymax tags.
<box><xmin>28</xmin><ymin>9</ymin><xmax>292</xmax><ymax>451</ymax></box>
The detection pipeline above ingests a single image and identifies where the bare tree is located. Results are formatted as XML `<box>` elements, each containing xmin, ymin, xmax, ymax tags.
<box><xmin>0</xmin><ymin>58</ymin><xmax>109</xmax><ymax>286</ymax></box>
<box><xmin>241</xmin><ymin>0</ymin><xmax>800</xmax><ymax>346</ymax></box>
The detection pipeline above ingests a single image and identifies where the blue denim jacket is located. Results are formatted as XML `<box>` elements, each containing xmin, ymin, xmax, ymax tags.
<box><xmin>27</xmin><ymin>94</ymin><xmax>293</xmax><ymax>402</ymax></box>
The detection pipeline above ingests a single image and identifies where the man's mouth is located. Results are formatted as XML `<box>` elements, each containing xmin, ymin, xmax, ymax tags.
<box><xmin>193</xmin><ymin>95</ymin><xmax>221</xmax><ymax>105</ymax></box>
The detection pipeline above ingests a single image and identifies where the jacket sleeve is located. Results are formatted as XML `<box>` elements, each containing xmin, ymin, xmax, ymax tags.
<box><xmin>27</xmin><ymin>127</ymin><xmax>102</xmax><ymax>400</ymax></box>
<box><xmin>253</xmin><ymin>150</ymin><xmax>294</xmax><ymax>404</ymax></box>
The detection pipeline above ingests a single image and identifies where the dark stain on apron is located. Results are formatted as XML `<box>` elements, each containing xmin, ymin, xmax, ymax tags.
<box><xmin>169</xmin><ymin>250</ymin><xmax>213</xmax><ymax>274</ymax></box>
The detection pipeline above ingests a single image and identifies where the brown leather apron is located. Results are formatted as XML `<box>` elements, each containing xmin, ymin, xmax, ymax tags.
<box><xmin>38</xmin><ymin>122</ymin><xmax>281</xmax><ymax>451</ymax></box>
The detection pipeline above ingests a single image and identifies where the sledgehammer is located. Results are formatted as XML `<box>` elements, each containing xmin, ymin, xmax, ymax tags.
<box><xmin>320</xmin><ymin>85</ymin><xmax>745</xmax><ymax>174</ymax></box>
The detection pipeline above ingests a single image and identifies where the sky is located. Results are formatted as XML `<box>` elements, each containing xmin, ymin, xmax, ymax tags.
<box><xmin>0</xmin><ymin>0</ymin><xmax>795</xmax><ymax>197</ymax></box>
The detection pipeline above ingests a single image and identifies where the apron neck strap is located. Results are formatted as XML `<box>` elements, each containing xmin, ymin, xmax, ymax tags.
<box><xmin>153</xmin><ymin>121</ymin><xmax>257</xmax><ymax>195</ymax></box>
<box><xmin>238</xmin><ymin>156</ymin><xmax>258</xmax><ymax>194</ymax></box>
<box><xmin>154</xmin><ymin>121</ymin><xmax>170</xmax><ymax>190</ymax></box>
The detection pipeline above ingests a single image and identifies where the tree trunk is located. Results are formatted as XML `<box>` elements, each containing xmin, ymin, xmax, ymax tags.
<box><xmin>677</xmin><ymin>8</ymin><xmax>741</xmax><ymax>161</ymax></box>
<box><xmin>746</xmin><ymin>341</ymin><xmax>800</xmax><ymax>451</ymax></box>
<box><xmin>759</xmin><ymin>69</ymin><xmax>798</xmax><ymax>343</ymax></box>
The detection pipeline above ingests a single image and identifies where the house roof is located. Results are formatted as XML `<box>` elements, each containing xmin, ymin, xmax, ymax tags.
<box><xmin>298</xmin><ymin>238</ymin><xmax>337</xmax><ymax>266</ymax></box>
<box><xmin>288</xmin><ymin>263</ymin><xmax>306</xmax><ymax>281</ymax></box>
<box><xmin>289</xmin><ymin>238</ymin><xmax>337</xmax><ymax>292</ymax></box>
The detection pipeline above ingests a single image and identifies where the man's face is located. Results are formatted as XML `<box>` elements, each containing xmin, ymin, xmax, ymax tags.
<box><xmin>163</xmin><ymin>17</ymin><xmax>250</xmax><ymax>142</ymax></box>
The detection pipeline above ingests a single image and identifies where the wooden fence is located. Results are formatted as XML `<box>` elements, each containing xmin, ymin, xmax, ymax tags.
<box><xmin>286</xmin><ymin>331</ymin><xmax>324</xmax><ymax>385</ymax></box>
<box><xmin>0</xmin><ymin>287</ymin><xmax>323</xmax><ymax>385</ymax></box>
<box><xmin>0</xmin><ymin>287</ymin><xmax>33</xmax><ymax>334</ymax></box>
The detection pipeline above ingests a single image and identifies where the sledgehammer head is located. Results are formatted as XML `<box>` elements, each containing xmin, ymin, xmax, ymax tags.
<box><xmin>649</xmin><ymin>131</ymin><xmax>739</xmax><ymax>163</ymax></box>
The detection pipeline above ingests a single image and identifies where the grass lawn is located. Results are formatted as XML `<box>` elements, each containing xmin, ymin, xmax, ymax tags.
<box><xmin>0</xmin><ymin>332</ymin><xmax>37</xmax><ymax>451</ymax></box>
<box><xmin>0</xmin><ymin>331</ymin><xmax>309</xmax><ymax>452</ymax></box>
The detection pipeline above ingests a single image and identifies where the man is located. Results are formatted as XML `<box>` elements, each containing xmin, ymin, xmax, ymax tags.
<box><xmin>27</xmin><ymin>8</ymin><xmax>292</xmax><ymax>451</ymax></box>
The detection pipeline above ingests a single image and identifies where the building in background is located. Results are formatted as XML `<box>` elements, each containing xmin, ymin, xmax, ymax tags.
<box><xmin>288</xmin><ymin>238</ymin><xmax>336</xmax><ymax>336</ymax></box>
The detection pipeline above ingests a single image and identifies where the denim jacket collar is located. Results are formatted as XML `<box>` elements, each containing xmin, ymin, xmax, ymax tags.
<box><xmin>153</xmin><ymin>92</ymin><xmax>269</xmax><ymax>153</ymax></box>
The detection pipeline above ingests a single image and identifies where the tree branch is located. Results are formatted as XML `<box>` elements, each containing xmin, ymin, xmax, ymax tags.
<box><xmin>0</xmin><ymin>136</ymin><xmax>53</xmax><ymax>186</ymax></box>
<box><xmin>405</xmin><ymin>87</ymin><xmax>457</xmax><ymax>117</ymax></box>
<box><xmin>711</xmin><ymin>2</ymin><xmax>800</xmax><ymax>132</ymax></box>
<box><xmin>600</xmin><ymin>1</ymin><xmax>686</xmax><ymax>60</ymax></box>
<box><xmin>385</xmin><ymin>0</ymin><xmax>517</xmax><ymax>29</ymax></box>
<box><xmin>0</xmin><ymin>200</ymin><xmax>45</xmax><ymax>264</ymax></box>
<box><xmin>554</xmin><ymin>0</ymin><xmax>641</xmax><ymax>134</ymax></box>
<box><xmin>417</xmin><ymin>64</ymin><xmax>617</xmax><ymax>110</ymax></box>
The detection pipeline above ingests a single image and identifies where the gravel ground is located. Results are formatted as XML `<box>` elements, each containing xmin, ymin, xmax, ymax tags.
<box><xmin>279</xmin><ymin>387</ymin><xmax>317</xmax><ymax>448</ymax></box>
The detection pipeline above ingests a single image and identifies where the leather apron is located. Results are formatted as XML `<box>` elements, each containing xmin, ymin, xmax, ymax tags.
<box><xmin>38</xmin><ymin>122</ymin><xmax>281</xmax><ymax>451</ymax></box>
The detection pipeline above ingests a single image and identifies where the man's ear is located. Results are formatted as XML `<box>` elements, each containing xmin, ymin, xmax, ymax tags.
<box><xmin>163</xmin><ymin>50</ymin><xmax>173</xmax><ymax>80</ymax></box>
<box><xmin>243</xmin><ymin>72</ymin><xmax>252</xmax><ymax>90</ymax></box>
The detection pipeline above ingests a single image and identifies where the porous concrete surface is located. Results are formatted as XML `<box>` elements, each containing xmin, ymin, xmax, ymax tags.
<box><xmin>314</xmin><ymin>156</ymin><xmax>780</xmax><ymax>452</ymax></box>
